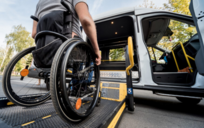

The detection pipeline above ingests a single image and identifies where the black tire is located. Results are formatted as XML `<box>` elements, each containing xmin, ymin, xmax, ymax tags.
<box><xmin>2</xmin><ymin>47</ymin><xmax>51</xmax><ymax>107</ymax></box>
<box><xmin>50</xmin><ymin>38</ymin><xmax>100</xmax><ymax>123</ymax></box>
<box><xmin>96</xmin><ymin>91</ymin><xmax>101</xmax><ymax>107</ymax></box>
<box><xmin>176</xmin><ymin>97</ymin><xmax>201</xmax><ymax>105</ymax></box>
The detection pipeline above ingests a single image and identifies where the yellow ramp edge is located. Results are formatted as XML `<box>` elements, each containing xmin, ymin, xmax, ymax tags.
<box><xmin>21</xmin><ymin>121</ymin><xmax>35</xmax><ymax>127</ymax></box>
<box><xmin>108</xmin><ymin>103</ymin><xmax>126</xmax><ymax>128</ymax></box>
<box><xmin>21</xmin><ymin>115</ymin><xmax>52</xmax><ymax>127</ymax></box>
<box><xmin>42</xmin><ymin>115</ymin><xmax>52</xmax><ymax>119</ymax></box>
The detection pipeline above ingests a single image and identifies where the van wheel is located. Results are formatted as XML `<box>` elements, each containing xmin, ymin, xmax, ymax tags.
<box><xmin>176</xmin><ymin>97</ymin><xmax>201</xmax><ymax>105</ymax></box>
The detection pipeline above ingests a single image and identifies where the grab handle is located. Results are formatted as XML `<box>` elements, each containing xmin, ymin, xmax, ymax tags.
<box><xmin>126</xmin><ymin>36</ymin><xmax>134</xmax><ymax>75</ymax></box>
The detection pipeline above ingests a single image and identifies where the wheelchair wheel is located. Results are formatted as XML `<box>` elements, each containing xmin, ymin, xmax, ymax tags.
<box><xmin>50</xmin><ymin>39</ymin><xmax>100</xmax><ymax>123</ymax></box>
<box><xmin>2</xmin><ymin>47</ymin><xmax>51</xmax><ymax>107</ymax></box>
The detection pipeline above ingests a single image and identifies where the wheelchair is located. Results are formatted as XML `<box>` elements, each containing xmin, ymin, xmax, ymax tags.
<box><xmin>2</xmin><ymin>0</ymin><xmax>100</xmax><ymax>123</ymax></box>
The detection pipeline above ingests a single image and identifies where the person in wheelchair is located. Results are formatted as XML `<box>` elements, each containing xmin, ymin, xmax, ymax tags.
<box><xmin>2</xmin><ymin>0</ymin><xmax>104</xmax><ymax>121</ymax></box>
<box><xmin>32</xmin><ymin>0</ymin><xmax>101</xmax><ymax>65</ymax></box>
<box><xmin>32</xmin><ymin>0</ymin><xmax>101</xmax><ymax>94</ymax></box>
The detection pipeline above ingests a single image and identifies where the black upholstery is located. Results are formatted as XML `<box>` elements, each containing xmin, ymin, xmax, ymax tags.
<box><xmin>153</xmin><ymin>72</ymin><xmax>195</xmax><ymax>85</ymax></box>
<box><xmin>172</xmin><ymin>34</ymin><xmax>200</xmax><ymax>70</ymax></box>
<box><xmin>100</xmin><ymin>61</ymin><xmax>126</xmax><ymax>70</ymax></box>
<box><xmin>142</xmin><ymin>18</ymin><xmax>170</xmax><ymax>46</ymax></box>
<box><xmin>33</xmin><ymin>10</ymin><xmax>73</xmax><ymax>68</ymax></box>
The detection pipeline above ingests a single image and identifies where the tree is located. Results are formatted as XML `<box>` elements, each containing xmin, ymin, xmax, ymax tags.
<box><xmin>1</xmin><ymin>47</ymin><xmax>13</xmax><ymax>72</ymax></box>
<box><xmin>164</xmin><ymin>0</ymin><xmax>196</xmax><ymax>39</ymax></box>
<box><xmin>6</xmin><ymin>25</ymin><xmax>34</xmax><ymax>52</ymax></box>
<box><xmin>164</xmin><ymin>0</ymin><xmax>191</xmax><ymax>15</ymax></box>
<box><xmin>1</xmin><ymin>25</ymin><xmax>34</xmax><ymax>73</ymax></box>
<box><xmin>109</xmin><ymin>48</ymin><xmax>125</xmax><ymax>61</ymax></box>
<box><xmin>139</xmin><ymin>0</ymin><xmax>163</xmax><ymax>9</ymax></box>
<box><xmin>0</xmin><ymin>48</ymin><xmax>7</xmax><ymax>73</ymax></box>
<box><xmin>158</xmin><ymin>0</ymin><xmax>197</xmax><ymax>51</ymax></box>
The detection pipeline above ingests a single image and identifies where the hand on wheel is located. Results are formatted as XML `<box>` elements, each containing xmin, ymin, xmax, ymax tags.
<box><xmin>95</xmin><ymin>51</ymin><xmax>101</xmax><ymax>65</ymax></box>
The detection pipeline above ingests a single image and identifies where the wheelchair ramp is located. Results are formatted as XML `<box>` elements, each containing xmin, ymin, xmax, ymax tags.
<box><xmin>0</xmin><ymin>82</ymin><xmax>126</xmax><ymax>128</ymax></box>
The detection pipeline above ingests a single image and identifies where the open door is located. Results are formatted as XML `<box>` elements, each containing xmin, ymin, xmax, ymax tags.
<box><xmin>190</xmin><ymin>0</ymin><xmax>204</xmax><ymax>76</ymax></box>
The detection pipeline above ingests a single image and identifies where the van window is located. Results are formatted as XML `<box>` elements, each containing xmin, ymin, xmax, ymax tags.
<box><xmin>148</xmin><ymin>47</ymin><xmax>165</xmax><ymax>64</ymax></box>
<box><xmin>109</xmin><ymin>48</ymin><xmax>125</xmax><ymax>61</ymax></box>
<box><xmin>156</xmin><ymin>19</ymin><xmax>197</xmax><ymax>52</ymax></box>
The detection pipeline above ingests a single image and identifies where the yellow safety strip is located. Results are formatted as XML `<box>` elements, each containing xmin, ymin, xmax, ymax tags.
<box><xmin>21</xmin><ymin>121</ymin><xmax>35</xmax><ymax>127</ymax></box>
<box><xmin>179</xmin><ymin>42</ymin><xmax>194</xmax><ymax>72</ymax></box>
<box><xmin>171</xmin><ymin>49</ymin><xmax>180</xmax><ymax>71</ymax></box>
<box><xmin>108</xmin><ymin>103</ymin><xmax>126</xmax><ymax>128</ymax></box>
<box><xmin>7</xmin><ymin>102</ymin><xmax>14</xmax><ymax>106</ymax></box>
<box><xmin>126</xmin><ymin>37</ymin><xmax>134</xmax><ymax>76</ymax></box>
<box><xmin>42</xmin><ymin>115</ymin><xmax>51</xmax><ymax>119</ymax></box>
<box><xmin>67</xmin><ymin>69</ymin><xmax>72</xmax><ymax>73</ymax></box>
<box><xmin>101</xmin><ymin>97</ymin><xmax>120</xmax><ymax>102</ymax></box>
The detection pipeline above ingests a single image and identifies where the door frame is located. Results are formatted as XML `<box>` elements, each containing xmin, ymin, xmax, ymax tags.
<box><xmin>134</xmin><ymin>12</ymin><xmax>197</xmax><ymax>87</ymax></box>
<box><xmin>190</xmin><ymin>0</ymin><xmax>204</xmax><ymax>76</ymax></box>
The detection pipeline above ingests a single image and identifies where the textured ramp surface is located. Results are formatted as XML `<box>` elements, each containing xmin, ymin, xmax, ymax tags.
<box><xmin>0</xmin><ymin>100</ymin><xmax>121</xmax><ymax>128</ymax></box>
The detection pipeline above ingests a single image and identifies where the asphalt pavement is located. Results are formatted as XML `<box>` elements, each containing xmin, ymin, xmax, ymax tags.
<box><xmin>119</xmin><ymin>90</ymin><xmax>204</xmax><ymax>128</ymax></box>
<box><xmin>0</xmin><ymin>75</ymin><xmax>47</xmax><ymax>97</ymax></box>
<box><xmin>0</xmin><ymin>75</ymin><xmax>204</xmax><ymax>128</ymax></box>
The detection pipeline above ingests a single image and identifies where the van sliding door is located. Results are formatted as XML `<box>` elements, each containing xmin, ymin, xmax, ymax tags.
<box><xmin>190</xmin><ymin>0</ymin><xmax>204</xmax><ymax>76</ymax></box>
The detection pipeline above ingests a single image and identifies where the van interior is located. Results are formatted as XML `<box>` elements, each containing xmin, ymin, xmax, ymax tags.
<box><xmin>87</xmin><ymin>16</ymin><xmax>139</xmax><ymax>83</ymax></box>
<box><xmin>142</xmin><ymin>17</ymin><xmax>200</xmax><ymax>86</ymax></box>
<box><xmin>87</xmin><ymin>15</ymin><xmax>200</xmax><ymax>86</ymax></box>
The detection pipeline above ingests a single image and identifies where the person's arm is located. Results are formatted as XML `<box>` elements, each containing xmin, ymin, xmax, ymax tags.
<box><xmin>32</xmin><ymin>20</ymin><xmax>38</xmax><ymax>39</ymax></box>
<box><xmin>75</xmin><ymin>2</ymin><xmax>101</xmax><ymax>65</ymax></box>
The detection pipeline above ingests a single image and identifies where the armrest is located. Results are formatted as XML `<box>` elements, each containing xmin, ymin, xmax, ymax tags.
<box><xmin>30</xmin><ymin>15</ymin><xmax>39</xmax><ymax>22</ymax></box>
<box><xmin>35</xmin><ymin>31</ymin><xmax>68</xmax><ymax>42</ymax></box>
